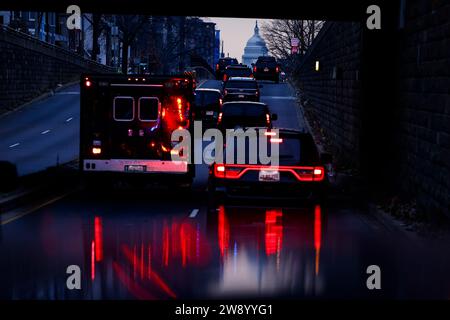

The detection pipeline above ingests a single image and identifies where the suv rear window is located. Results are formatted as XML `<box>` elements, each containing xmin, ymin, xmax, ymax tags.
<box><xmin>257</xmin><ymin>56</ymin><xmax>276</xmax><ymax>63</ymax></box>
<box><xmin>195</xmin><ymin>91</ymin><xmax>220</xmax><ymax>106</ymax></box>
<box><xmin>113</xmin><ymin>96</ymin><xmax>134</xmax><ymax>121</ymax></box>
<box><xmin>222</xmin><ymin>104</ymin><xmax>267</xmax><ymax>128</ymax></box>
<box><xmin>225</xmin><ymin>81</ymin><xmax>257</xmax><ymax>89</ymax></box>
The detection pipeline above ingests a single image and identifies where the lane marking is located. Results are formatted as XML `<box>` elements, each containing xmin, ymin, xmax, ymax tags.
<box><xmin>9</xmin><ymin>143</ymin><xmax>20</xmax><ymax>148</ymax></box>
<box><xmin>65</xmin><ymin>117</ymin><xmax>73</xmax><ymax>122</ymax></box>
<box><xmin>55</xmin><ymin>92</ymin><xmax>80</xmax><ymax>95</ymax></box>
<box><xmin>189</xmin><ymin>209</ymin><xmax>199</xmax><ymax>218</ymax></box>
<box><xmin>41</xmin><ymin>129</ymin><xmax>51</xmax><ymax>135</ymax></box>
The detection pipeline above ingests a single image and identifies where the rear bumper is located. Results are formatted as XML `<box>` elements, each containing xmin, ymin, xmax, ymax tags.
<box><xmin>254</xmin><ymin>72</ymin><xmax>278</xmax><ymax>80</ymax></box>
<box><xmin>212</xmin><ymin>179</ymin><xmax>326</xmax><ymax>199</ymax></box>
<box><xmin>82</xmin><ymin>159</ymin><xmax>189</xmax><ymax>174</ymax></box>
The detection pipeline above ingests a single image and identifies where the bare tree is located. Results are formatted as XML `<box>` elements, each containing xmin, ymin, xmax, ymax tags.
<box><xmin>261</xmin><ymin>20</ymin><xmax>324</xmax><ymax>60</ymax></box>
<box><xmin>116</xmin><ymin>15</ymin><xmax>150</xmax><ymax>74</ymax></box>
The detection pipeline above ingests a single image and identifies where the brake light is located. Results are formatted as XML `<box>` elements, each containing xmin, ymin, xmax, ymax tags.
<box><xmin>253</xmin><ymin>66</ymin><xmax>257</xmax><ymax>73</ymax></box>
<box><xmin>276</xmin><ymin>66</ymin><xmax>280</xmax><ymax>73</ymax></box>
<box><xmin>216</xmin><ymin>64</ymin><xmax>219</xmax><ymax>71</ymax></box>
<box><xmin>270</xmin><ymin>138</ymin><xmax>283</xmax><ymax>143</ymax></box>
<box><xmin>85</xmin><ymin>80</ymin><xmax>92</xmax><ymax>87</ymax></box>
<box><xmin>264</xmin><ymin>131</ymin><xmax>276</xmax><ymax>136</ymax></box>
<box><xmin>92</xmin><ymin>147</ymin><xmax>101</xmax><ymax>155</ymax></box>
<box><xmin>214</xmin><ymin>165</ymin><xmax>242</xmax><ymax>179</ymax></box>
<box><xmin>218</xmin><ymin>112</ymin><xmax>223</xmax><ymax>124</ymax></box>
<box><xmin>223</xmin><ymin>75</ymin><xmax>227</xmax><ymax>81</ymax></box>
<box><xmin>266</xmin><ymin>113</ymin><xmax>271</xmax><ymax>125</ymax></box>
<box><xmin>314</xmin><ymin>168</ymin><xmax>323</xmax><ymax>176</ymax></box>
<box><xmin>219</xmin><ymin>98</ymin><xmax>223</xmax><ymax>106</ymax></box>
<box><xmin>213</xmin><ymin>164</ymin><xmax>325</xmax><ymax>181</ymax></box>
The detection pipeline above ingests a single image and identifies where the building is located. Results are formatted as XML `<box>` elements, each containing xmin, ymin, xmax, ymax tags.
<box><xmin>214</xmin><ymin>30</ymin><xmax>221</xmax><ymax>65</ymax></box>
<box><xmin>242</xmin><ymin>21</ymin><xmax>269</xmax><ymax>67</ymax></box>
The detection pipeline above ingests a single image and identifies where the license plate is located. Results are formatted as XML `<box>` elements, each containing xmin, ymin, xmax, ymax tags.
<box><xmin>259</xmin><ymin>170</ymin><xmax>280</xmax><ymax>182</ymax></box>
<box><xmin>238</xmin><ymin>94</ymin><xmax>245</xmax><ymax>98</ymax></box>
<box><xmin>125</xmin><ymin>165</ymin><xmax>146</xmax><ymax>172</ymax></box>
<box><xmin>264</xmin><ymin>67</ymin><xmax>269</xmax><ymax>72</ymax></box>
<box><xmin>206</xmin><ymin>111</ymin><xmax>214</xmax><ymax>116</ymax></box>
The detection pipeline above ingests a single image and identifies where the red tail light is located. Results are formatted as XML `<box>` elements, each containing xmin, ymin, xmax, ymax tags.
<box><xmin>85</xmin><ymin>80</ymin><xmax>92</xmax><ymax>87</ymax></box>
<box><xmin>213</xmin><ymin>164</ymin><xmax>325</xmax><ymax>181</ymax></box>
<box><xmin>253</xmin><ymin>66</ymin><xmax>257</xmax><ymax>73</ymax></box>
<box><xmin>216</xmin><ymin>64</ymin><xmax>219</xmax><ymax>71</ymax></box>
<box><xmin>92</xmin><ymin>147</ymin><xmax>101</xmax><ymax>155</ymax></box>
<box><xmin>266</xmin><ymin>113</ymin><xmax>271</xmax><ymax>126</ymax></box>
<box><xmin>276</xmin><ymin>66</ymin><xmax>280</xmax><ymax>73</ymax></box>
<box><xmin>223</xmin><ymin>75</ymin><xmax>227</xmax><ymax>81</ymax></box>
<box><xmin>217</xmin><ymin>112</ymin><xmax>223</xmax><ymax>124</ymax></box>
<box><xmin>214</xmin><ymin>164</ymin><xmax>243</xmax><ymax>179</ymax></box>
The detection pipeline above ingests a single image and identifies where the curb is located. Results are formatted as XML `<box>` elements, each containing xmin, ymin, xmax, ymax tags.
<box><xmin>0</xmin><ymin>80</ymin><xmax>80</xmax><ymax>120</ymax></box>
<box><xmin>0</xmin><ymin>160</ymin><xmax>79</xmax><ymax>218</ymax></box>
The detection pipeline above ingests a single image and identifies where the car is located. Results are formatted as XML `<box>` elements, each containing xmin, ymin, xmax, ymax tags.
<box><xmin>222</xmin><ymin>65</ymin><xmax>253</xmax><ymax>82</ymax></box>
<box><xmin>208</xmin><ymin>128</ymin><xmax>330</xmax><ymax>200</ymax></box>
<box><xmin>193</xmin><ymin>88</ymin><xmax>223</xmax><ymax>126</ymax></box>
<box><xmin>215</xmin><ymin>57</ymin><xmax>239</xmax><ymax>80</ymax></box>
<box><xmin>253</xmin><ymin>56</ymin><xmax>280</xmax><ymax>83</ymax></box>
<box><xmin>217</xmin><ymin>102</ymin><xmax>277</xmax><ymax>133</ymax></box>
<box><xmin>223</xmin><ymin>77</ymin><xmax>261</xmax><ymax>102</ymax></box>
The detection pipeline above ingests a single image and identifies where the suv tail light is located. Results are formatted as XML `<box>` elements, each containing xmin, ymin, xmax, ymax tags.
<box><xmin>216</xmin><ymin>64</ymin><xmax>220</xmax><ymax>71</ymax></box>
<box><xmin>253</xmin><ymin>66</ymin><xmax>257</xmax><ymax>73</ymax></box>
<box><xmin>218</xmin><ymin>112</ymin><xmax>223</xmax><ymax>124</ymax></box>
<box><xmin>294</xmin><ymin>166</ymin><xmax>325</xmax><ymax>181</ymax></box>
<box><xmin>214</xmin><ymin>165</ymin><xmax>243</xmax><ymax>179</ymax></box>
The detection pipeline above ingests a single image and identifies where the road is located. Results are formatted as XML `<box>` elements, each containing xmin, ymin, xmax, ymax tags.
<box><xmin>0</xmin><ymin>85</ymin><xmax>80</xmax><ymax>176</ymax></box>
<box><xmin>0</xmin><ymin>80</ymin><xmax>449</xmax><ymax>299</ymax></box>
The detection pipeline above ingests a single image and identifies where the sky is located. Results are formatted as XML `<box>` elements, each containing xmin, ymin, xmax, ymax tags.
<box><xmin>203</xmin><ymin>17</ymin><xmax>272</xmax><ymax>62</ymax></box>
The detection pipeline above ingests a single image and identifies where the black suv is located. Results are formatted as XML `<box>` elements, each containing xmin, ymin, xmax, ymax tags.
<box><xmin>253</xmin><ymin>56</ymin><xmax>280</xmax><ymax>83</ymax></box>
<box><xmin>223</xmin><ymin>77</ymin><xmax>260</xmax><ymax>102</ymax></box>
<box><xmin>222</xmin><ymin>65</ymin><xmax>253</xmax><ymax>82</ymax></box>
<box><xmin>215</xmin><ymin>57</ymin><xmax>239</xmax><ymax>80</ymax></box>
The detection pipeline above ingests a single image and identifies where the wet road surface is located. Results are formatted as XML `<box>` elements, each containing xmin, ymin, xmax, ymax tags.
<box><xmin>0</xmin><ymin>80</ymin><xmax>449</xmax><ymax>299</ymax></box>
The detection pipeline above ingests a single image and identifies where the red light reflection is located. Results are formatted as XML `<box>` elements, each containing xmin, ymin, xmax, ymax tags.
<box><xmin>265</xmin><ymin>209</ymin><xmax>283</xmax><ymax>256</ymax></box>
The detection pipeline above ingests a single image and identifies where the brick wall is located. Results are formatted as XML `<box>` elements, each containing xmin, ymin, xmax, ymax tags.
<box><xmin>294</xmin><ymin>22</ymin><xmax>362</xmax><ymax>168</ymax></box>
<box><xmin>0</xmin><ymin>26</ymin><xmax>114</xmax><ymax>114</ymax></box>
<box><xmin>395</xmin><ymin>0</ymin><xmax>450</xmax><ymax>217</ymax></box>
<box><xmin>294</xmin><ymin>1</ymin><xmax>450</xmax><ymax>217</ymax></box>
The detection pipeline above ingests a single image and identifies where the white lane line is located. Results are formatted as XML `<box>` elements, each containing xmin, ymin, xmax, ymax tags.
<box><xmin>9</xmin><ymin>143</ymin><xmax>20</xmax><ymax>148</ymax></box>
<box><xmin>65</xmin><ymin>117</ymin><xmax>73</xmax><ymax>122</ymax></box>
<box><xmin>41</xmin><ymin>129</ymin><xmax>51</xmax><ymax>135</ymax></box>
<box><xmin>189</xmin><ymin>209</ymin><xmax>200</xmax><ymax>218</ymax></box>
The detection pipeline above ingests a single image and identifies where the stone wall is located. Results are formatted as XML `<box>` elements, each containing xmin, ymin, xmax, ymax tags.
<box><xmin>294</xmin><ymin>22</ymin><xmax>362</xmax><ymax>168</ymax></box>
<box><xmin>294</xmin><ymin>1</ymin><xmax>450</xmax><ymax>217</ymax></box>
<box><xmin>0</xmin><ymin>25</ymin><xmax>114</xmax><ymax>114</ymax></box>
<box><xmin>395</xmin><ymin>0</ymin><xmax>450</xmax><ymax>217</ymax></box>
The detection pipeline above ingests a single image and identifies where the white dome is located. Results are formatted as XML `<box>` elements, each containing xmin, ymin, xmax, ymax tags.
<box><xmin>242</xmin><ymin>21</ymin><xmax>269</xmax><ymax>67</ymax></box>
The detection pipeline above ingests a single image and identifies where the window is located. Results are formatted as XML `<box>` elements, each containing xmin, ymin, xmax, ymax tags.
<box><xmin>138</xmin><ymin>97</ymin><xmax>160</xmax><ymax>121</ymax></box>
<box><xmin>113</xmin><ymin>97</ymin><xmax>134</xmax><ymax>121</ymax></box>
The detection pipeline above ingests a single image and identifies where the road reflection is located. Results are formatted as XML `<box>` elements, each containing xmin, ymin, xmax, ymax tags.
<box><xmin>209</xmin><ymin>204</ymin><xmax>324</xmax><ymax>298</ymax></box>
<box><xmin>83</xmin><ymin>204</ymin><xmax>326</xmax><ymax>299</ymax></box>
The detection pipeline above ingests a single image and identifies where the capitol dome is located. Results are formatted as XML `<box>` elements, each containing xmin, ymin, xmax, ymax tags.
<box><xmin>242</xmin><ymin>21</ymin><xmax>269</xmax><ymax>67</ymax></box>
